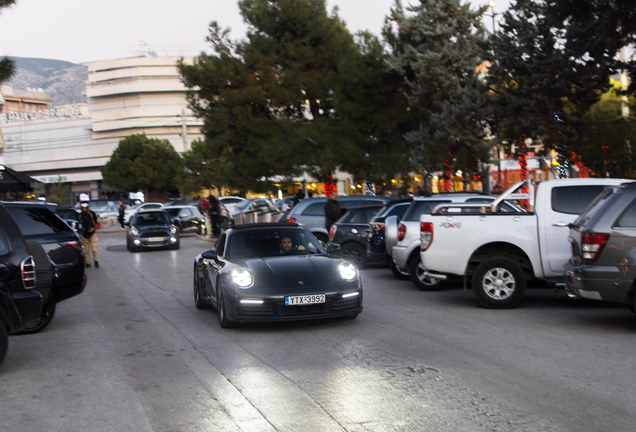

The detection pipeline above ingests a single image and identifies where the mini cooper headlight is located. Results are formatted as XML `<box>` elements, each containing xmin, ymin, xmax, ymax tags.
<box><xmin>231</xmin><ymin>268</ymin><xmax>254</xmax><ymax>288</ymax></box>
<box><xmin>131</xmin><ymin>228</ymin><xmax>140</xmax><ymax>237</ymax></box>
<box><xmin>170</xmin><ymin>226</ymin><xmax>177</xmax><ymax>234</ymax></box>
<box><xmin>338</xmin><ymin>261</ymin><xmax>357</xmax><ymax>282</ymax></box>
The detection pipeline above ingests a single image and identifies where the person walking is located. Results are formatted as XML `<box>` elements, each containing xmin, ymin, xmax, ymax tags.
<box><xmin>78</xmin><ymin>201</ymin><xmax>101</xmax><ymax>268</ymax></box>
<box><xmin>324</xmin><ymin>193</ymin><xmax>342</xmax><ymax>232</ymax></box>
<box><xmin>208</xmin><ymin>195</ymin><xmax>221</xmax><ymax>237</ymax></box>
<box><xmin>117</xmin><ymin>200</ymin><xmax>126</xmax><ymax>228</ymax></box>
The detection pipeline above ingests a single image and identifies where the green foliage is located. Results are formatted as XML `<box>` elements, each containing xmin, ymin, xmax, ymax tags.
<box><xmin>100</xmin><ymin>134</ymin><xmax>184</xmax><ymax>193</ymax></box>
<box><xmin>180</xmin><ymin>0</ymin><xmax>418</xmax><ymax>190</ymax></box>
<box><xmin>487</xmin><ymin>0</ymin><xmax>636</xmax><ymax>154</ymax></box>
<box><xmin>0</xmin><ymin>0</ymin><xmax>16</xmax><ymax>83</ymax></box>
<box><xmin>47</xmin><ymin>176</ymin><xmax>68</xmax><ymax>206</ymax></box>
<box><xmin>384</xmin><ymin>0</ymin><xmax>491</xmax><ymax>176</ymax></box>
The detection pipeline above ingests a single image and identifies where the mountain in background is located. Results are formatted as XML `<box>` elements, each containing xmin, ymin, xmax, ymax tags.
<box><xmin>4</xmin><ymin>57</ymin><xmax>87</xmax><ymax>107</ymax></box>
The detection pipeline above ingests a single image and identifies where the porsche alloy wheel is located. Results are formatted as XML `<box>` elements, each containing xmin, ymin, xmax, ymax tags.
<box><xmin>216</xmin><ymin>286</ymin><xmax>232</xmax><ymax>328</ymax></box>
<box><xmin>194</xmin><ymin>273</ymin><xmax>209</xmax><ymax>310</ymax></box>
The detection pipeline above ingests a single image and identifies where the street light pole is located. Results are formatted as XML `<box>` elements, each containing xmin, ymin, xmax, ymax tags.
<box><xmin>486</xmin><ymin>0</ymin><xmax>502</xmax><ymax>190</ymax></box>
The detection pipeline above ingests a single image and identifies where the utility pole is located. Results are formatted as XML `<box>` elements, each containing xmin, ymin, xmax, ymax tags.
<box><xmin>181</xmin><ymin>109</ymin><xmax>188</xmax><ymax>151</ymax></box>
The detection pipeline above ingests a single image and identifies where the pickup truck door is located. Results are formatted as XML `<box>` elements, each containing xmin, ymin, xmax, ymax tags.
<box><xmin>540</xmin><ymin>185</ymin><xmax>610</xmax><ymax>275</ymax></box>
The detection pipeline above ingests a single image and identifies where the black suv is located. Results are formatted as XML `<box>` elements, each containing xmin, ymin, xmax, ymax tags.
<box><xmin>2</xmin><ymin>202</ymin><xmax>87</xmax><ymax>333</ymax></box>
<box><xmin>564</xmin><ymin>183</ymin><xmax>636</xmax><ymax>310</ymax></box>
<box><xmin>327</xmin><ymin>204</ymin><xmax>383</xmax><ymax>268</ymax></box>
<box><xmin>0</xmin><ymin>204</ymin><xmax>53</xmax><ymax>366</ymax></box>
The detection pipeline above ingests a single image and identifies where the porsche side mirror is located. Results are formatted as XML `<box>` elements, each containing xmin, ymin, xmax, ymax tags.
<box><xmin>124</xmin><ymin>221</ymin><xmax>130</xmax><ymax>227</ymax></box>
<box><xmin>201</xmin><ymin>250</ymin><xmax>218</xmax><ymax>260</ymax></box>
<box><xmin>326</xmin><ymin>243</ymin><xmax>341</xmax><ymax>256</ymax></box>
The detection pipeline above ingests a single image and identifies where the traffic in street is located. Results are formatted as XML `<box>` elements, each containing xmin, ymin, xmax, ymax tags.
<box><xmin>2</xmin><ymin>232</ymin><xmax>636</xmax><ymax>432</ymax></box>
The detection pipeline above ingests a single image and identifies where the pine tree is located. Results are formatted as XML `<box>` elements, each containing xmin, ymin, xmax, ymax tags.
<box><xmin>384</xmin><ymin>0</ymin><xmax>490</xmax><ymax>181</ymax></box>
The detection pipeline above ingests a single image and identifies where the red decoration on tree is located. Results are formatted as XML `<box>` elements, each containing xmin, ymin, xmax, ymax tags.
<box><xmin>518</xmin><ymin>139</ymin><xmax>529</xmax><ymax>210</ymax></box>
<box><xmin>442</xmin><ymin>153</ymin><xmax>453</xmax><ymax>193</ymax></box>
<box><xmin>324</xmin><ymin>173</ymin><xmax>336</xmax><ymax>197</ymax></box>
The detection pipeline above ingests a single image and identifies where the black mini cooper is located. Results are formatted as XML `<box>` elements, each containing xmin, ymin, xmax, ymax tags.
<box><xmin>126</xmin><ymin>210</ymin><xmax>180</xmax><ymax>252</ymax></box>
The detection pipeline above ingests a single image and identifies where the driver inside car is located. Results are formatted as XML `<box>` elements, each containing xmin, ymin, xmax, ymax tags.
<box><xmin>279</xmin><ymin>236</ymin><xmax>305</xmax><ymax>254</ymax></box>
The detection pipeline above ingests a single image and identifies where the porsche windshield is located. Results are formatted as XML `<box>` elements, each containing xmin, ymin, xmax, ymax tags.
<box><xmin>226</xmin><ymin>229</ymin><xmax>326</xmax><ymax>259</ymax></box>
<box><xmin>133</xmin><ymin>212</ymin><xmax>171</xmax><ymax>226</ymax></box>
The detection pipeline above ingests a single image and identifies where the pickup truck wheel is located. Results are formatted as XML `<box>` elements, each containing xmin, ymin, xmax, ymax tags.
<box><xmin>472</xmin><ymin>258</ymin><xmax>526</xmax><ymax>309</ymax></box>
<box><xmin>390</xmin><ymin>259</ymin><xmax>411</xmax><ymax>280</ymax></box>
<box><xmin>0</xmin><ymin>321</ymin><xmax>7</xmax><ymax>366</ymax></box>
<box><xmin>409</xmin><ymin>257</ymin><xmax>444</xmax><ymax>291</ymax></box>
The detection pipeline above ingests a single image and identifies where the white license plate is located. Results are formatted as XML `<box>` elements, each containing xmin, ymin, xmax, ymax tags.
<box><xmin>285</xmin><ymin>294</ymin><xmax>325</xmax><ymax>306</ymax></box>
<box><xmin>148</xmin><ymin>237</ymin><xmax>164</xmax><ymax>242</ymax></box>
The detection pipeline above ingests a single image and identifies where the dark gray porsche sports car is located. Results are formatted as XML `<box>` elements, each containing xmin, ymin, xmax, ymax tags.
<box><xmin>193</xmin><ymin>223</ymin><xmax>363</xmax><ymax>327</ymax></box>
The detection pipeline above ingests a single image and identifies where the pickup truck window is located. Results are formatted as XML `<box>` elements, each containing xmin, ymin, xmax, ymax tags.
<box><xmin>403</xmin><ymin>200</ymin><xmax>451</xmax><ymax>221</ymax></box>
<box><xmin>551</xmin><ymin>186</ymin><xmax>607</xmax><ymax>215</ymax></box>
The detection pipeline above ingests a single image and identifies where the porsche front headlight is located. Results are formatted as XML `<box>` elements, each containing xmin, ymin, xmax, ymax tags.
<box><xmin>338</xmin><ymin>262</ymin><xmax>357</xmax><ymax>282</ymax></box>
<box><xmin>170</xmin><ymin>226</ymin><xmax>177</xmax><ymax>234</ymax></box>
<box><xmin>231</xmin><ymin>268</ymin><xmax>254</xmax><ymax>288</ymax></box>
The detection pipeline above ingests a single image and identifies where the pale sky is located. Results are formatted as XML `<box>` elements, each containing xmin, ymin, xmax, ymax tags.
<box><xmin>0</xmin><ymin>0</ymin><xmax>510</xmax><ymax>64</ymax></box>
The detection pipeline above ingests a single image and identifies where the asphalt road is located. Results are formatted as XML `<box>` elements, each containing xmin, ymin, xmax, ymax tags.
<box><xmin>2</xmin><ymin>232</ymin><xmax>636</xmax><ymax>432</ymax></box>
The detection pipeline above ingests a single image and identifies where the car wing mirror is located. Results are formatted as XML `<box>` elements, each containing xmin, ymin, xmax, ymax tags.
<box><xmin>125</xmin><ymin>221</ymin><xmax>130</xmax><ymax>227</ymax></box>
<box><xmin>327</xmin><ymin>243</ymin><xmax>341</xmax><ymax>256</ymax></box>
<box><xmin>201</xmin><ymin>249</ymin><xmax>218</xmax><ymax>260</ymax></box>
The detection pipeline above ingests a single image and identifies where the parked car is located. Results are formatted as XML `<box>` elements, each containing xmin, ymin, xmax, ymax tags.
<box><xmin>285</xmin><ymin>196</ymin><xmax>388</xmax><ymax>243</ymax></box>
<box><xmin>162</xmin><ymin>199</ymin><xmax>198</xmax><ymax>208</ymax></box>
<box><xmin>193</xmin><ymin>223</ymin><xmax>362</xmax><ymax>327</ymax></box>
<box><xmin>124</xmin><ymin>202</ymin><xmax>163</xmax><ymax>223</ymax></box>
<box><xmin>2</xmin><ymin>201</ymin><xmax>87</xmax><ymax>332</ymax></box>
<box><xmin>218</xmin><ymin>197</ymin><xmax>246</xmax><ymax>215</ymax></box>
<box><xmin>385</xmin><ymin>193</ymin><xmax>502</xmax><ymax>289</ymax></box>
<box><xmin>366</xmin><ymin>198</ymin><xmax>413</xmax><ymax>278</ymax></box>
<box><xmin>0</xmin><ymin>204</ymin><xmax>52</xmax><ymax>365</ymax></box>
<box><xmin>418</xmin><ymin>178</ymin><xmax>626</xmax><ymax>308</ymax></box>
<box><xmin>327</xmin><ymin>204</ymin><xmax>383</xmax><ymax>268</ymax></box>
<box><xmin>564</xmin><ymin>182</ymin><xmax>636</xmax><ymax>310</ymax></box>
<box><xmin>163</xmin><ymin>206</ymin><xmax>207</xmax><ymax>234</ymax></box>
<box><xmin>126</xmin><ymin>210</ymin><xmax>180</xmax><ymax>252</ymax></box>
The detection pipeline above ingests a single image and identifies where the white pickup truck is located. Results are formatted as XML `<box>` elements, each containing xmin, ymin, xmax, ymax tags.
<box><xmin>419</xmin><ymin>178</ymin><xmax>626</xmax><ymax>308</ymax></box>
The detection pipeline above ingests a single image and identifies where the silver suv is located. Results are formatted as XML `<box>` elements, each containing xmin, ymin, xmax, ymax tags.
<box><xmin>385</xmin><ymin>194</ymin><xmax>504</xmax><ymax>290</ymax></box>
<box><xmin>285</xmin><ymin>196</ymin><xmax>388</xmax><ymax>243</ymax></box>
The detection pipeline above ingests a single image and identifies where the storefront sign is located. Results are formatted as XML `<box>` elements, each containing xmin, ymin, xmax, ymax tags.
<box><xmin>1</xmin><ymin>106</ymin><xmax>82</xmax><ymax>124</ymax></box>
<box><xmin>33</xmin><ymin>175</ymin><xmax>69</xmax><ymax>183</ymax></box>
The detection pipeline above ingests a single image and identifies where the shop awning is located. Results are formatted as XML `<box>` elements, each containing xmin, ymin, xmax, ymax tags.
<box><xmin>0</xmin><ymin>165</ymin><xmax>41</xmax><ymax>192</ymax></box>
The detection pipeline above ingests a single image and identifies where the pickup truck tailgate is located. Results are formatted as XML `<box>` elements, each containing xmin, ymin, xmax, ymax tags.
<box><xmin>421</xmin><ymin>213</ymin><xmax>541</xmax><ymax>277</ymax></box>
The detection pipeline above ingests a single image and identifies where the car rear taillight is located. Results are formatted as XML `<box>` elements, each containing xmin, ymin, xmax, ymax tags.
<box><xmin>21</xmin><ymin>256</ymin><xmax>36</xmax><ymax>289</ymax></box>
<box><xmin>581</xmin><ymin>232</ymin><xmax>609</xmax><ymax>261</ymax></box>
<box><xmin>329</xmin><ymin>226</ymin><xmax>337</xmax><ymax>241</ymax></box>
<box><xmin>421</xmin><ymin>222</ymin><xmax>433</xmax><ymax>251</ymax></box>
<box><xmin>370</xmin><ymin>222</ymin><xmax>385</xmax><ymax>232</ymax></box>
<box><xmin>398</xmin><ymin>223</ymin><xmax>406</xmax><ymax>242</ymax></box>
<box><xmin>61</xmin><ymin>241</ymin><xmax>82</xmax><ymax>252</ymax></box>
<box><xmin>287</xmin><ymin>217</ymin><xmax>297</xmax><ymax>223</ymax></box>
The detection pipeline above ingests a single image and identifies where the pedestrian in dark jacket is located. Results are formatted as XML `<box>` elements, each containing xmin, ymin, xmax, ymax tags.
<box><xmin>293</xmin><ymin>190</ymin><xmax>305</xmax><ymax>207</ymax></box>
<box><xmin>117</xmin><ymin>200</ymin><xmax>126</xmax><ymax>228</ymax></box>
<box><xmin>208</xmin><ymin>196</ymin><xmax>221</xmax><ymax>236</ymax></box>
<box><xmin>78</xmin><ymin>201</ymin><xmax>101</xmax><ymax>268</ymax></box>
<box><xmin>324</xmin><ymin>194</ymin><xmax>342</xmax><ymax>232</ymax></box>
